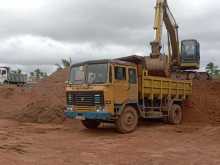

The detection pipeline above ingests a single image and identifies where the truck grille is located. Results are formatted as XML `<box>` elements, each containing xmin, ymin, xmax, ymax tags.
<box><xmin>75</xmin><ymin>106</ymin><xmax>96</xmax><ymax>112</ymax></box>
<box><xmin>66</xmin><ymin>91</ymin><xmax>104</xmax><ymax>106</ymax></box>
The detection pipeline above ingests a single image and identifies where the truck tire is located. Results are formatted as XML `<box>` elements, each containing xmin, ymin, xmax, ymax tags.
<box><xmin>81</xmin><ymin>120</ymin><xmax>101</xmax><ymax>129</ymax></box>
<box><xmin>115</xmin><ymin>106</ymin><xmax>138</xmax><ymax>133</ymax></box>
<box><xmin>168</xmin><ymin>104</ymin><xmax>182</xmax><ymax>124</ymax></box>
<box><xmin>3</xmin><ymin>81</ymin><xmax>8</xmax><ymax>85</ymax></box>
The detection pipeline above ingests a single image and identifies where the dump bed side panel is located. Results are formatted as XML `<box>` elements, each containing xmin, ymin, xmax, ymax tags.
<box><xmin>142</xmin><ymin>75</ymin><xmax>192</xmax><ymax>100</ymax></box>
<box><xmin>8</xmin><ymin>73</ymin><xmax>27</xmax><ymax>83</ymax></box>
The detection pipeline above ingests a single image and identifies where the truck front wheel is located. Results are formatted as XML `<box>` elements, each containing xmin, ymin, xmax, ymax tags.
<box><xmin>168</xmin><ymin>104</ymin><xmax>182</xmax><ymax>124</ymax></box>
<box><xmin>115</xmin><ymin>106</ymin><xmax>138</xmax><ymax>133</ymax></box>
<box><xmin>81</xmin><ymin>119</ymin><xmax>101</xmax><ymax>129</ymax></box>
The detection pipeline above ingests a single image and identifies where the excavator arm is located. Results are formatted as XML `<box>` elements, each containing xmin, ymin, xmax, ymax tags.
<box><xmin>151</xmin><ymin>0</ymin><xmax>179</xmax><ymax>65</ymax></box>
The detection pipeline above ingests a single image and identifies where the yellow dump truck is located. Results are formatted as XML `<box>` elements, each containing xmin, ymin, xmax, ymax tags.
<box><xmin>64</xmin><ymin>55</ymin><xmax>192</xmax><ymax>133</ymax></box>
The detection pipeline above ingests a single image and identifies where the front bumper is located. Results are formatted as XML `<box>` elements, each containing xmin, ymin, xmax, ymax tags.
<box><xmin>64</xmin><ymin>111</ymin><xmax>112</xmax><ymax>120</ymax></box>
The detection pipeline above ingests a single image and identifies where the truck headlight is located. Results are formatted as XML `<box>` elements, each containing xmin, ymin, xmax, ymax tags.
<box><xmin>66</xmin><ymin>105</ymin><xmax>74</xmax><ymax>111</ymax></box>
<box><xmin>96</xmin><ymin>106</ymin><xmax>105</xmax><ymax>112</ymax></box>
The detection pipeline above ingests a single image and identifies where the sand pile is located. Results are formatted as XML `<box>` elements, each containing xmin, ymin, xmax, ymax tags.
<box><xmin>0</xmin><ymin>86</ymin><xmax>32</xmax><ymax>118</ymax></box>
<box><xmin>15</xmin><ymin>100</ymin><xmax>65</xmax><ymax>124</ymax></box>
<box><xmin>183</xmin><ymin>80</ymin><xmax>220</xmax><ymax>125</ymax></box>
<box><xmin>0</xmin><ymin>68</ymin><xmax>68</xmax><ymax>123</ymax></box>
<box><xmin>16</xmin><ymin>68</ymin><xmax>69</xmax><ymax>123</ymax></box>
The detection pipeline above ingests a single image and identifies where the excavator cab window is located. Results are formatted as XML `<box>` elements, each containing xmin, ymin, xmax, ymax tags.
<box><xmin>180</xmin><ymin>40</ymin><xmax>200</xmax><ymax>69</ymax></box>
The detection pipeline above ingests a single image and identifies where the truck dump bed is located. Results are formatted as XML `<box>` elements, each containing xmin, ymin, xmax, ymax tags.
<box><xmin>8</xmin><ymin>73</ymin><xmax>27</xmax><ymax>84</ymax></box>
<box><xmin>142</xmin><ymin>75</ymin><xmax>192</xmax><ymax>100</ymax></box>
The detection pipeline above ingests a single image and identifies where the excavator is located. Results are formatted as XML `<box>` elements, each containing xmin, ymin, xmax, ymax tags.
<box><xmin>145</xmin><ymin>0</ymin><xmax>209</xmax><ymax>80</ymax></box>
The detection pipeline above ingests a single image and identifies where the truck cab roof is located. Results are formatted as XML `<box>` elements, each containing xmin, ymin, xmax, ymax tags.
<box><xmin>0</xmin><ymin>67</ymin><xmax>10</xmax><ymax>71</ymax></box>
<box><xmin>71</xmin><ymin>57</ymin><xmax>140</xmax><ymax>68</ymax></box>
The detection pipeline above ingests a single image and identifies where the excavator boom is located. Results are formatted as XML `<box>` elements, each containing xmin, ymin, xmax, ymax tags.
<box><xmin>151</xmin><ymin>0</ymin><xmax>179</xmax><ymax>64</ymax></box>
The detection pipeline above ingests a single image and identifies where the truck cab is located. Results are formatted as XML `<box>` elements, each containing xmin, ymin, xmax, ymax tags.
<box><xmin>65</xmin><ymin>59</ymin><xmax>138</xmax><ymax>123</ymax></box>
<box><xmin>0</xmin><ymin>67</ymin><xmax>8</xmax><ymax>84</ymax></box>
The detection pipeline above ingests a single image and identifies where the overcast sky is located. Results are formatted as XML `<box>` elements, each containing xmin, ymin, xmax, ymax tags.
<box><xmin>0</xmin><ymin>0</ymin><xmax>219</xmax><ymax>74</ymax></box>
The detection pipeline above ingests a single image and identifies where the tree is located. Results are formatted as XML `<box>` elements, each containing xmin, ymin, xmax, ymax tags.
<box><xmin>55</xmin><ymin>57</ymin><xmax>72</xmax><ymax>69</ymax></box>
<box><xmin>30</xmin><ymin>69</ymin><xmax>48</xmax><ymax>80</ymax></box>
<box><xmin>206</xmin><ymin>62</ymin><xmax>220</xmax><ymax>77</ymax></box>
<box><xmin>34</xmin><ymin>68</ymin><xmax>42</xmax><ymax>79</ymax></box>
<box><xmin>11</xmin><ymin>68</ymin><xmax>22</xmax><ymax>74</ymax></box>
<box><xmin>30</xmin><ymin>72</ymin><xmax>34</xmax><ymax>77</ymax></box>
<box><xmin>16</xmin><ymin>69</ymin><xmax>22</xmax><ymax>74</ymax></box>
<box><xmin>61</xmin><ymin>58</ymin><xmax>71</xmax><ymax>68</ymax></box>
<box><xmin>55</xmin><ymin>63</ymin><xmax>62</xmax><ymax>70</ymax></box>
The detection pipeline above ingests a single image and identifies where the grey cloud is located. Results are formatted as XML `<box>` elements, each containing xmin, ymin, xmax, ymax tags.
<box><xmin>0</xmin><ymin>0</ymin><xmax>154</xmax><ymax>45</ymax></box>
<box><xmin>0</xmin><ymin>0</ymin><xmax>220</xmax><ymax>73</ymax></box>
<box><xmin>0</xmin><ymin>35</ymin><xmax>143</xmax><ymax>66</ymax></box>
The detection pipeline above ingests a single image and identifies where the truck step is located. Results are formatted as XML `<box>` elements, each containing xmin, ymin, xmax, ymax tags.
<box><xmin>144</xmin><ymin>111</ymin><xmax>165</xmax><ymax>119</ymax></box>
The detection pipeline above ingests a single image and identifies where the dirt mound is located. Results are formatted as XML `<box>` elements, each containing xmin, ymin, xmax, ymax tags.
<box><xmin>0</xmin><ymin>68</ymin><xmax>68</xmax><ymax>124</ymax></box>
<box><xmin>14</xmin><ymin>68</ymin><xmax>68</xmax><ymax>123</ymax></box>
<box><xmin>0</xmin><ymin>86</ymin><xmax>32</xmax><ymax>118</ymax></box>
<box><xmin>183</xmin><ymin>80</ymin><xmax>220</xmax><ymax>125</ymax></box>
<box><xmin>15</xmin><ymin>100</ymin><xmax>65</xmax><ymax>124</ymax></box>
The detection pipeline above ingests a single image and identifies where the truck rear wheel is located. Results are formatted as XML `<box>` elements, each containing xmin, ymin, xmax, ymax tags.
<box><xmin>115</xmin><ymin>106</ymin><xmax>138</xmax><ymax>133</ymax></box>
<box><xmin>81</xmin><ymin>119</ymin><xmax>101</xmax><ymax>129</ymax></box>
<box><xmin>168</xmin><ymin>104</ymin><xmax>182</xmax><ymax>124</ymax></box>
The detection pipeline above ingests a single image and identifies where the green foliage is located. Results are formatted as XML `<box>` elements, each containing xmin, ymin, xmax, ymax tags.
<box><xmin>55</xmin><ymin>57</ymin><xmax>72</xmax><ymax>69</ymax></box>
<box><xmin>11</xmin><ymin>68</ymin><xmax>22</xmax><ymax>74</ymax></box>
<box><xmin>34</xmin><ymin>68</ymin><xmax>41</xmax><ymax>79</ymax></box>
<box><xmin>30</xmin><ymin>72</ymin><xmax>34</xmax><ymax>77</ymax></box>
<box><xmin>30</xmin><ymin>68</ymin><xmax>48</xmax><ymax>79</ymax></box>
<box><xmin>16</xmin><ymin>69</ymin><xmax>22</xmax><ymax>74</ymax></box>
<box><xmin>206</xmin><ymin>62</ymin><xmax>220</xmax><ymax>77</ymax></box>
<box><xmin>62</xmin><ymin>58</ymin><xmax>71</xmax><ymax>68</ymax></box>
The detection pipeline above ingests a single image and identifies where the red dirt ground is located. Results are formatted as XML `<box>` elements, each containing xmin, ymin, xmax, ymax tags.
<box><xmin>0</xmin><ymin>68</ymin><xmax>220</xmax><ymax>164</ymax></box>
<box><xmin>0</xmin><ymin>120</ymin><xmax>220</xmax><ymax>165</ymax></box>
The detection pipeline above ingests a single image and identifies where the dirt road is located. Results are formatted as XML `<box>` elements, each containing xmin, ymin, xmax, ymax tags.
<box><xmin>0</xmin><ymin>119</ymin><xmax>219</xmax><ymax>165</ymax></box>
<box><xmin>1</xmin><ymin>69</ymin><xmax>220</xmax><ymax>164</ymax></box>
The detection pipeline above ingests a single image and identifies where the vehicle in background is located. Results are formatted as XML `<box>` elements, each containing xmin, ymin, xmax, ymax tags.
<box><xmin>0</xmin><ymin>67</ymin><xmax>27</xmax><ymax>86</ymax></box>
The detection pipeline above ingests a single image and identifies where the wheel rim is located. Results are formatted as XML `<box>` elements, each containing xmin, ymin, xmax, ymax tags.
<box><xmin>122</xmin><ymin>110</ymin><xmax>137</xmax><ymax>130</ymax></box>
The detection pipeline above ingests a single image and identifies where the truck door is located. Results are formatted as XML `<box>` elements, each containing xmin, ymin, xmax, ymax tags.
<box><xmin>127</xmin><ymin>68</ymin><xmax>138</xmax><ymax>102</ymax></box>
<box><xmin>113</xmin><ymin>65</ymin><xmax>138</xmax><ymax>105</ymax></box>
<box><xmin>113</xmin><ymin>65</ymin><xmax>129</xmax><ymax>104</ymax></box>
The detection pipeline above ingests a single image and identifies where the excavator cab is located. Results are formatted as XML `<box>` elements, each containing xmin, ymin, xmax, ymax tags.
<box><xmin>180</xmin><ymin>40</ymin><xmax>200</xmax><ymax>69</ymax></box>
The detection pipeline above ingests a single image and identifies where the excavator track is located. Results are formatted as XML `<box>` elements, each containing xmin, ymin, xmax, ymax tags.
<box><xmin>171</xmin><ymin>71</ymin><xmax>210</xmax><ymax>80</ymax></box>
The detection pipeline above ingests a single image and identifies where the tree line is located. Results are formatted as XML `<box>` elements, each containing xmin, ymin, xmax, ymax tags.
<box><xmin>12</xmin><ymin>59</ymin><xmax>220</xmax><ymax>80</ymax></box>
<box><xmin>205</xmin><ymin>62</ymin><xmax>220</xmax><ymax>78</ymax></box>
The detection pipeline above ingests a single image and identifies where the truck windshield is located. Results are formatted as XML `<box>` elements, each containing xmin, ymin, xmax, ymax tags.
<box><xmin>70</xmin><ymin>63</ymin><xmax>108</xmax><ymax>84</ymax></box>
<box><xmin>87</xmin><ymin>64</ymin><xmax>108</xmax><ymax>84</ymax></box>
<box><xmin>70</xmin><ymin>66</ymin><xmax>85</xmax><ymax>84</ymax></box>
